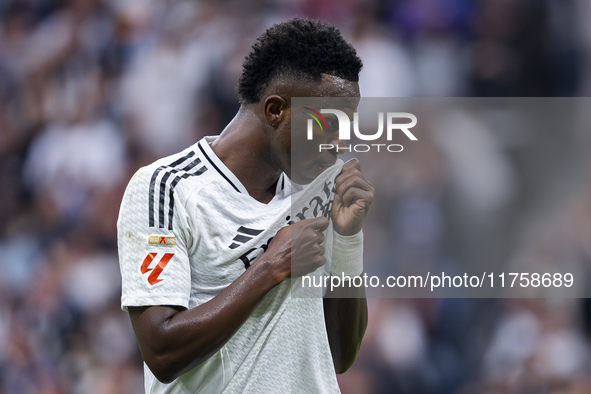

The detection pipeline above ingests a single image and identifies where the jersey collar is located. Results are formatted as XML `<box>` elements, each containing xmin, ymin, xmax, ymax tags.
<box><xmin>197</xmin><ymin>136</ymin><xmax>290</xmax><ymax>199</ymax></box>
<box><xmin>197</xmin><ymin>137</ymin><xmax>249</xmax><ymax>194</ymax></box>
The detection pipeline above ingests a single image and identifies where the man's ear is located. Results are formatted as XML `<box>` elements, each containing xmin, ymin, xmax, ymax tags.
<box><xmin>263</xmin><ymin>95</ymin><xmax>288</xmax><ymax>129</ymax></box>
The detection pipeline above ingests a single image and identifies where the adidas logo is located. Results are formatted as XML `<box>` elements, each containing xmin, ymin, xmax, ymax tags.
<box><xmin>229</xmin><ymin>226</ymin><xmax>264</xmax><ymax>249</ymax></box>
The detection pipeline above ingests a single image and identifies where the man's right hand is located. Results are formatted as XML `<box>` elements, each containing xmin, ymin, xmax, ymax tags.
<box><xmin>259</xmin><ymin>217</ymin><xmax>330</xmax><ymax>282</ymax></box>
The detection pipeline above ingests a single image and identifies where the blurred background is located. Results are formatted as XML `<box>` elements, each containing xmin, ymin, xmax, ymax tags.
<box><xmin>1</xmin><ymin>0</ymin><xmax>591</xmax><ymax>393</ymax></box>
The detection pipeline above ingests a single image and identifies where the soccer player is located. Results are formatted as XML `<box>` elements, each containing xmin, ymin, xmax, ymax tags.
<box><xmin>118</xmin><ymin>18</ymin><xmax>374</xmax><ymax>393</ymax></box>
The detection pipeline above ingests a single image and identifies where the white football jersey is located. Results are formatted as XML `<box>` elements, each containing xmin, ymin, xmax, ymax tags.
<box><xmin>118</xmin><ymin>136</ymin><xmax>345</xmax><ymax>393</ymax></box>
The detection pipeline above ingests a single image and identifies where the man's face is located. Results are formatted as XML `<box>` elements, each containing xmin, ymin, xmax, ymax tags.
<box><xmin>284</xmin><ymin>75</ymin><xmax>360</xmax><ymax>184</ymax></box>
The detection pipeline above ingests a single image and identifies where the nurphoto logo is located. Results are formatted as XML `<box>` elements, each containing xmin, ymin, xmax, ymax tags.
<box><xmin>304</xmin><ymin>108</ymin><xmax>418</xmax><ymax>152</ymax></box>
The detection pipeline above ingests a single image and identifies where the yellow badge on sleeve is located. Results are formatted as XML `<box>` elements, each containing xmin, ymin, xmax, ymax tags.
<box><xmin>148</xmin><ymin>235</ymin><xmax>176</xmax><ymax>246</ymax></box>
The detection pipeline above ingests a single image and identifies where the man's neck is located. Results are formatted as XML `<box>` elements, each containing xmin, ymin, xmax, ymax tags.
<box><xmin>210</xmin><ymin>108</ymin><xmax>281</xmax><ymax>204</ymax></box>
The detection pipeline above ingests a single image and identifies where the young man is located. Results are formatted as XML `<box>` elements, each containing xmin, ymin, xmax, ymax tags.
<box><xmin>118</xmin><ymin>18</ymin><xmax>374</xmax><ymax>393</ymax></box>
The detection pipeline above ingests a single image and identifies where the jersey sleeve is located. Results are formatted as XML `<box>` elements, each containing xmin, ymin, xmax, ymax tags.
<box><xmin>117</xmin><ymin>166</ymin><xmax>193</xmax><ymax>311</ymax></box>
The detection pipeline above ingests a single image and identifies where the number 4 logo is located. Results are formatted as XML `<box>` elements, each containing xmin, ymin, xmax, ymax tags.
<box><xmin>141</xmin><ymin>253</ymin><xmax>174</xmax><ymax>286</ymax></box>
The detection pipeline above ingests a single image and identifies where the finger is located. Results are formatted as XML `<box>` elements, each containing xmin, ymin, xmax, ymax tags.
<box><xmin>298</xmin><ymin>216</ymin><xmax>328</xmax><ymax>228</ymax></box>
<box><xmin>336</xmin><ymin>176</ymin><xmax>374</xmax><ymax>200</ymax></box>
<box><xmin>316</xmin><ymin>243</ymin><xmax>325</xmax><ymax>256</ymax></box>
<box><xmin>332</xmin><ymin>193</ymin><xmax>345</xmax><ymax>208</ymax></box>
<box><xmin>335</xmin><ymin>168</ymin><xmax>371</xmax><ymax>193</ymax></box>
<box><xmin>340</xmin><ymin>188</ymin><xmax>374</xmax><ymax>208</ymax></box>
<box><xmin>335</xmin><ymin>167</ymin><xmax>362</xmax><ymax>190</ymax></box>
<box><xmin>334</xmin><ymin>158</ymin><xmax>362</xmax><ymax>189</ymax></box>
<box><xmin>337</xmin><ymin>174</ymin><xmax>373</xmax><ymax>194</ymax></box>
<box><xmin>313</xmin><ymin>255</ymin><xmax>327</xmax><ymax>268</ymax></box>
<box><xmin>306</xmin><ymin>216</ymin><xmax>330</xmax><ymax>231</ymax></box>
<box><xmin>342</xmin><ymin>158</ymin><xmax>361</xmax><ymax>172</ymax></box>
<box><xmin>315</xmin><ymin>230</ymin><xmax>325</xmax><ymax>244</ymax></box>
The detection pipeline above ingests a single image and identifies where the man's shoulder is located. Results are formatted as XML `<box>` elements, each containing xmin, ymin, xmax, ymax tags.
<box><xmin>126</xmin><ymin>144</ymin><xmax>214</xmax><ymax>199</ymax></box>
<box><xmin>119</xmin><ymin>143</ymin><xmax>216</xmax><ymax>231</ymax></box>
<box><xmin>130</xmin><ymin>146</ymin><xmax>200</xmax><ymax>184</ymax></box>
<box><xmin>117</xmin><ymin>143</ymin><xmax>218</xmax><ymax>243</ymax></box>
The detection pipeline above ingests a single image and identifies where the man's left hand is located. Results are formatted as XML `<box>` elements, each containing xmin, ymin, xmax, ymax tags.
<box><xmin>331</xmin><ymin>158</ymin><xmax>374</xmax><ymax>236</ymax></box>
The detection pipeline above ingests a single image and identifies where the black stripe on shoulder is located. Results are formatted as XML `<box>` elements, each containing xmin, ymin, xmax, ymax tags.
<box><xmin>198</xmin><ymin>143</ymin><xmax>241</xmax><ymax>193</ymax></box>
<box><xmin>158</xmin><ymin>157</ymin><xmax>202</xmax><ymax>228</ymax></box>
<box><xmin>166</xmin><ymin>165</ymin><xmax>208</xmax><ymax>230</ymax></box>
<box><xmin>148</xmin><ymin>151</ymin><xmax>195</xmax><ymax>227</ymax></box>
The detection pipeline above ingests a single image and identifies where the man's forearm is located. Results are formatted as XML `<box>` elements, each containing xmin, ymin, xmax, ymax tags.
<box><xmin>324</xmin><ymin>229</ymin><xmax>367</xmax><ymax>374</ymax></box>
<box><xmin>323</xmin><ymin>284</ymin><xmax>367</xmax><ymax>374</ymax></box>
<box><xmin>128</xmin><ymin>258</ymin><xmax>281</xmax><ymax>383</ymax></box>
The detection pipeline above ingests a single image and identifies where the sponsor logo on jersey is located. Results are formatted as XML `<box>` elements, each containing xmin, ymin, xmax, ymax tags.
<box><xmin>228</xmin><ymin>226</ymin><xmax>264</xmax><ymax>249</ymax></box>
<box><xmin>148</xmin><ymin>235</ymin><xmax>176</xmax><ymax>245</ymax></box>
<box><xmin>140</xmin><ymin>252</ymin><xmax>174</xmax><ymax>286</ymax></box>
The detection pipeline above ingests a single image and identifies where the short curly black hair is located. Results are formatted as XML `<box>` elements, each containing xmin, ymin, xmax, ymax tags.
<box><xmin>236</xmin><ymin>18</ymin><xmax>362</xmax><ymax>104</ymax></box>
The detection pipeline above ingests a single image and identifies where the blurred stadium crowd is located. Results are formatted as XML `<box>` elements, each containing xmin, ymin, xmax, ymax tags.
<box><xmin>2</xmin><ymin>0</ymin><xmax>591</xmax><ymax>393</ymax></box>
